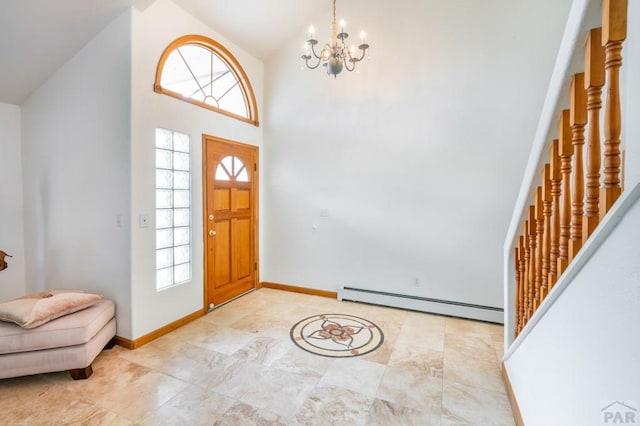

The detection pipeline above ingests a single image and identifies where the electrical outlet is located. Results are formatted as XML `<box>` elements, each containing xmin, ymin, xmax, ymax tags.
<box><xmin>320</xmin><ymin>208</ymin><xmax>329</xmax><ymax>217</ymax></box>
<box><xmin>414</xmin><ymin>278</ymin><xmax>421</xmax><ymax>287</ymax></box>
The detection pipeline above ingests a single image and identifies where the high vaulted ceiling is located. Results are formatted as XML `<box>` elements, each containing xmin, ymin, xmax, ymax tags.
<box><xmin>0</xmin><ymin>0</ymin><xmax>325</xmax><ymax>105</ymax></box>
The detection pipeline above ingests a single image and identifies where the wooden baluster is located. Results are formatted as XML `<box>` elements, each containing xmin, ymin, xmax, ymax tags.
<box><xmin>522</xmin><ymin>221</ymin><xmax>531</xmax><ymax>324</ymax></box>
<box><xmin>541</xmin><ymin>165</ymin><xmax>552</xmax><ymax>300</ymax></box>
<box><xmin>528</xmin><ymin>206</ymin><xmax>536</xmax><ymax>319</ymax></box>
<box><xmin>534</xmin><ymin>188</ymin><xmax>544</xmax><ymax>311</ymax></box>
<box><xmin>514</xmin><ymin>246</ymin><xmax>521</xmax><ymax>337</ymax></box>
<box><xmin>600</xmin><ymin>0</ymin><xmax>627</xmax><ymax>217</ymax></box>
<box><xmin>548</xmin><ymin>140</ymin><xmax>561</xmax><ymax>289</ymax></box>
<box><xmin>583</xmin><ymin>28</ymin><xmax>605</xmax><ymax>240</ymax></box>
<box><xmin>518</xmin><ymin>235</ymin><xmax>526</xmax><ymax>332</ymax></box>
<box><xmin>570</xmin><ymin>73</ymin><xmax>587</xmax><ymax>258</ymax></box>
<box><xmin>557</xmin><ymin>110</ymin><xmax>572</xmax><ymax>277</ymax></box>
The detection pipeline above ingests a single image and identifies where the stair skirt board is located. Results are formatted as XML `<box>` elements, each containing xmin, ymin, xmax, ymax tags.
<box><xmin>338</xmin><ymin>286</ymin><xmax>504</xmax><ymax>324</ymax></box>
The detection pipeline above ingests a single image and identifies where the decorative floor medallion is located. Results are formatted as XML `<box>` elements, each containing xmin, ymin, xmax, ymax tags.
<box><xmin>290</xmin><ymin>314</ymin><xmax>384</xmax><ymax>358</ymax></box>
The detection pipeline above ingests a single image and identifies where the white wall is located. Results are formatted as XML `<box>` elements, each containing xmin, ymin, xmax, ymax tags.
<box><xmin>0</xmin><ymin>102</ymin><xmax>26</xmax><ymax>299</ymax></box>
<box><xmin>21</xmin><ymin>11</ymin><xmax>133</xmax><ymax>337</ymax></box>
<box><xmin>263</xmin><ymin>0</ymin><xmax>571</xmax><ymax>311</ymax></box>
<box><xmin>130</xmin><ymin>0</ymin><xmax>263</xmax><ymax>339</ymax></box>
<box><xmin>504</xmin><ymin>190</ymin><xmax>640</xmax><ymax>425</ymax></box>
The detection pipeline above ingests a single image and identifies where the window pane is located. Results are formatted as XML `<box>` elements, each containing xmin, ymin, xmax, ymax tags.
<box><xmin>237</xmin><ymin>167</ymin><xmax>249</xmax><ymax>182</ymax></box>
<box><xmin>156</xmin><ymin>228</ymin><xmax>173</xmax><ymax>249</ymax></box>
<box><xmin>174</xmin><ymin>171</ymin><xmax>189</xmax><ymax>189</ymax></box>
<box><xmin>156</xmin><ymin>189</ymin><xmax>173</xmax><ymax>209</ymax></box>
<box><xmin>174</xmin><ymin>227</ymin><xmax>190</xmax><ymax>245</ymax></box>
<box><xmin>218</xmin><ymin>85</ymin><xmax>248</xmax><ymax>118</ymax></box>
<box><xmin>178</xmin><ymin>45</ymin><xmax>211</xmax><ymax>92</ymax></box>
<box><xmin>174</xmin><ymin>190</ymin><xmax>190</xmax><ymax>208</ymax></box>
<box><xmin>156</xmin><ymin>209</ymin><xmax>173</xmax><ymax>228</ymax></box>
<box><xmin>174</xmin><ymin>245</ymin><xmax>190</xmax><ymax>264</ymax></box>
<box><xmin>161</xmin><ymin>51</ymin><xmax>200</xmax><ymax>98</ymax></box>
<box><xmin>174</xmin><ymin>152</ymin><xmax>190</xmax><ymax>171</ymax></box>
<box><xmin>156</xmin><ymin>129</ymin><xmax>173</xmax><ymax>149</ymax></box>
<box><xmin>156</xmin><ymin>149</ymin><xmax>172</xmax><ymax>169</ymax></box>
<box><xmin>174</xmin><ymin>132</ymin><xmax>189</xmax><ymax>153</ymax></box>
<box><xmin>215</xmin><ymin>164</ymin><xmax>230</xmax><ymax>181</ymax></box>
<box><xmin>157</xmin><ymin>248</ymin><xmax>173</xmax><ymax>269</ymax></box>
<box><xmin>212</xmin><ymin>71</ymin><xmax>238</xmax><ymax>100</ymax></box>
<box><xmin>156</xmin><ymin>169</ymin><xmax>172</xmax><ymax>189</ymax></box>
<box><xmin>174</xmin><ymin>263</ymin><xmax>190</xmax><ymax>283</ymax></box>
<box><xmin>174</xmin><ymin>208</ymin><xmax>190</xmax><ymax>227</ymax></box>
<box><xmin>221</xmin><ymin>156</ymin><xmax>233</xmax><ymax>174</ymax></box>
<box><xmin>157</xmin><ymin>267</ymin><xmax>173</xmax><ymax>289</ymax></box>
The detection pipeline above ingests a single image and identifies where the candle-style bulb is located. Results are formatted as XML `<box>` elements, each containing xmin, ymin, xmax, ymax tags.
<box><xmin>339</xmin><ymin>19</ymin><xmax>345</xmax><ymax>29</ymax></box>
<box><xmin>360</xmin><ymin>31</ymin><xmax>366</xmax><ymax>41</ymax></box>
<box><xmin>309</xmin><ymin>25</ymin><xmax>315</xmax><ymax>37</ymax></box>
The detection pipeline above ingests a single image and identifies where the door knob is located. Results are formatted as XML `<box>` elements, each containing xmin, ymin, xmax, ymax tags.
<box><xmin>209</xmin><ymin>230</ymin><xmax>216</xmax><ymax>236</ymax></box>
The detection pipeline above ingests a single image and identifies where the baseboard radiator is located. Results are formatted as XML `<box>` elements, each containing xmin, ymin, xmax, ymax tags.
<box><xmin>337</xmin><ymin>286</ymin><xmax>504</xmax><ymax>324</ymax></box>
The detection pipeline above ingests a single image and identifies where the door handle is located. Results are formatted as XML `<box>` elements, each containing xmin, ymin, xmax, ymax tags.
<box><xmin>209</xmin><ymin>230</ymin><xmax>216</xmax><ymax>236</ymax></box>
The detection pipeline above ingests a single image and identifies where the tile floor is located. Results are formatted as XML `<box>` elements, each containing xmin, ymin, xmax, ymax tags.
<box><xmin>0</xmin><ymin>288</ymin><xmax>514</xmax><ymax>425</ymax></box>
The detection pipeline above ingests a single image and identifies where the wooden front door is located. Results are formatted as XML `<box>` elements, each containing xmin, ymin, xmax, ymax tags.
<box><xmin>203</xmin><ymin>135</ymin><xmax>258</xmax><ymax>308</ymax></box>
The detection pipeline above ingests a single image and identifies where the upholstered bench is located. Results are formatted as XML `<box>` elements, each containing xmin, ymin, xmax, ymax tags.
<box><xmin>0</xmin><ymin>299</ymin><xmax>116</xmax><ymax>380</ymax></box>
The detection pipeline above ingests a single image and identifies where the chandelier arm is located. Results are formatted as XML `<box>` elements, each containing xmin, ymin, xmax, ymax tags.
<box><xmin>304</xmin><ymin>56</ymin><xmax>323</xmax><ymax>70</ymax></box>
<box><xmin>343</xmin><ymin>55</ymin><xmax>356</xmax><ymax>72</ymax></box>
<box><xmin>309</xmin><ymin>41</ymin><xmax>322</xmax><ymax>60</ymax></box>
<box><xmin>353</xmin><ymin>46</ymin><xmax>368</xmax><ymax>62</ymax></box>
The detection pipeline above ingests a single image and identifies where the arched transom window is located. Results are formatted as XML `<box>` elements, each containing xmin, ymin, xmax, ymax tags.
<box><xmin>155</xmin><ymin>35</ymin><xmax>259</xmax><ymax>126</ymax></box>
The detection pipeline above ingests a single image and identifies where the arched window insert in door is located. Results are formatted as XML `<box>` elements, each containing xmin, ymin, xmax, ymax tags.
<box><xmin>215</xmin><ymin>156</ymin><xmax>249</xmax><ymax>182</ymax></box>
<box><xmin>154</xmin><ymin>34</ymin><xmax>259</xmax><ymax>127</ymax></box>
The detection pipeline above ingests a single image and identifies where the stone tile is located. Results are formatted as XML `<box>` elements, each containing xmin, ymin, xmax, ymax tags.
<box><xmin>444</xmin><ymin>317</ymin><xmax>492</xmax><ymax>343</ymax></box>
<box><xmin>377</xmin><ymin>366</ymin><xmax>443</xmax><ymax>416</ymax></box>
<box><xmin>441</xmin><ymin>380</ymin><xmax>515</xmax><ymax>426</ymax></box>
<box><xmin>240</xmin><ymin>368</ymin><xmax>319</xmax><ymax>418</ymax></box>
<box><xmin>141</xmin><ymin>385</ymin><xmax>236</xmax><ymax>425</ymax></box>
<box><xmin>272</xmin><ymin>346</ymin><xmax>335</xmax><ymax>378</ymax></box>
<box><xmin>366</xmin><ymin>398</ymin><xmax>440</xmax><ymax>426</ymax></box>
<box><xmin>194</xmin><ymin>324</ymin><xmax>257</xmax><ymax>355</ymax></box>
<box><xmin>443</xmin><ymin>350</ymin><xmax>506</xmax><ymax>394</ymax></box>
<box><xmin>444</xmin><ymin>333</ymin><xmax>497</xmax><ymax>363</ymax></box>
<box><xmin>159</xmin><ymin>344</ymin><xmax>234</xmax><ymax>384</ymax></box>
<box><xmin>201</xmin><ymin>303</ymin><xmax>252</xmax><ymax>326</ymax></box>
<box><xmin>319</xmin><ymin>358</ymin><xmax>386</xmax><ymax>398</ymax></box>
<box><xmin>92</xmin><ymin>371</ymin><xmax>189</xmax><ymax>422</ymax></box>
<box><xmin>388</xmin><ymin>344</ymin><xmax>443</xmax><ymax>377</ymax></box>
<box><xmin>396</xmin><ymin>314</ymin><xmax>446</xmax><ymax>352</ymax></box>
<box><xmin>196</xmin><ymin>358</ymin><xmax>268</xmax><ymax>399</ymax></box>
<box><xmin>294</xmin><ymin>385</ymin><xmax>374</xmax><ymax>426</ymax></box>
<box><xmin>214</xmin><ymin>402</ymin><xmax>289</xmax><ymax>425</ymax></box>
<box><xmin>360</xmin><ymin>319</ymin><xmax>401</xmax><ymax>365</ymax></box>
<box><xmin>234</xmin><ymin>336</ymin><xmax>293</xmax><ymax>366</ymax></box>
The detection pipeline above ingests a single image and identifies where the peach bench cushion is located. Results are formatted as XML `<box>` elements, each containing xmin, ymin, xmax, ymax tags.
<box><xmin>0</xmin><ymin>290</ymin><xmax>102</xmax><ymax>329</ymax></box>
<box><xmin>0</xmin><ymin>299</ymin><xmax>115</xmax><ymax>355</ymax></box>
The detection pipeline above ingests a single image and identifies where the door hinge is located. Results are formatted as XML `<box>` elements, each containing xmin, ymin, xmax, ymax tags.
<box><xmin>254</xmin><ymin>262</ymin><xmax>257</xmax><ymax>271</ymax></box>
<box><xmin>254</xmin><ymin>163</ymin><xmax>257</xmax><ymax>171</ymax></box>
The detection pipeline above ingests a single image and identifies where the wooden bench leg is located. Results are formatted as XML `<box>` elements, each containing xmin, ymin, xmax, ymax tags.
<box><xmin>69</xmin><ymin>365</ymin><xmax>93</xmax><ymax>380</ymax></box>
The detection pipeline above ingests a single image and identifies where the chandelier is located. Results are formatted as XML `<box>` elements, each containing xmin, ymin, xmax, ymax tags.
<box><xmin>301</xmin><ymin>0</ymin><xmax>370</xmax><ymax>77</ymax></box>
